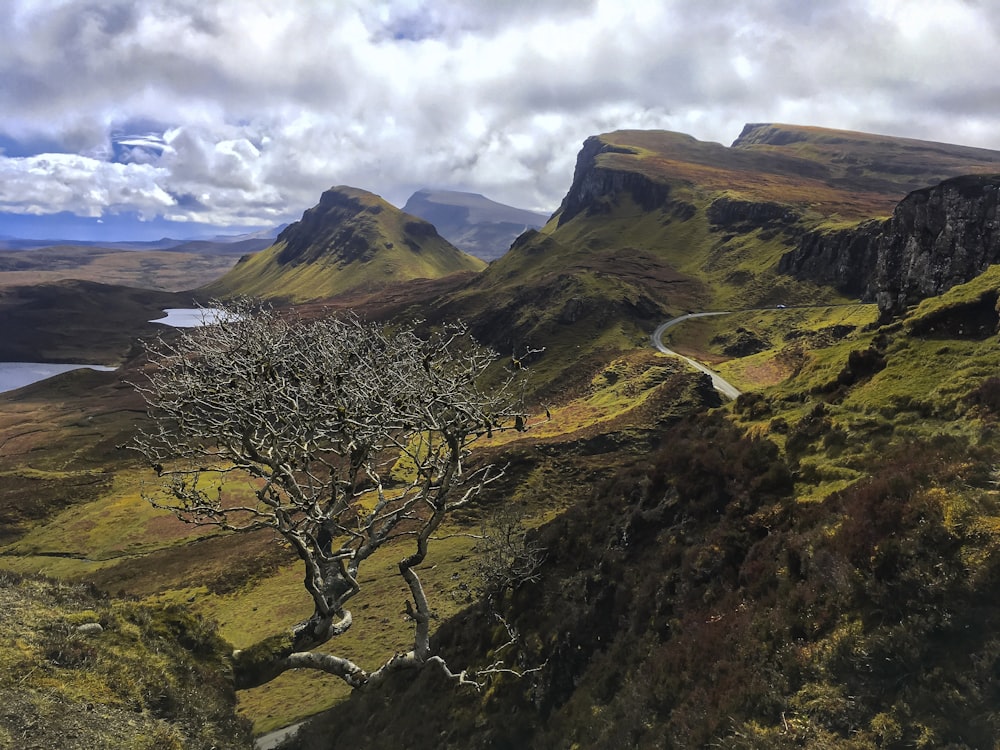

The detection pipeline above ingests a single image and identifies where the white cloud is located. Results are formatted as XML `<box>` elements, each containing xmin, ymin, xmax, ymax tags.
<box><xmin>0</xmin><ymin>0</ymin><xmax>998</xmax><ymax>231</ymax></box>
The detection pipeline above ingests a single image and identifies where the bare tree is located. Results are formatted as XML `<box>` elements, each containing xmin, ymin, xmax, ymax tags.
<box><xmin>473</xmin><ymin>503</ymin><xmax>546</xmax><ymax>602</ymax></box>
<box><xmin>130</xmin><ymin>301</ymin><xmax>528</xmax><ymax>691</ymax></box>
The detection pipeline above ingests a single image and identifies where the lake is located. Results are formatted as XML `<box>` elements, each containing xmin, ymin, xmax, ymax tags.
<box><xmin>0</xmin><ymin>308</ymin><xmax>228</xmax><ymax>393</ymax></box>
<box><xmin>150</xmin><ymin>308</ymin><xmax>235</xmax><ymax>327</ymax></box>
<box><xmin>0</xmin><ymin>363</ymin><xmax>116</xmax><ymax>394</ymax></box>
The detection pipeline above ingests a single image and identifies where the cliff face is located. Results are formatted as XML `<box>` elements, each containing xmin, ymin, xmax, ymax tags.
<box><xmin>777</xmin><ymin>221</ymin><xmax>882</xmax><ymax>298</ymax></box>
<box><xmin>874</xmin><ymin>175</ymin><xmax>1000</xmax><ymax>315</ymax></box>
<box><xmin>780</xmin><ymin>175</ymin><xmax>1000</xmax><ymax>316</ymax></box>
<box><xmin>555</xmin><ymin>137</ymin><xmax>675</xmax><ymax>225</ymax></box>
<box><xmin>275</xmin><ymin>187</ymin><xmax>430</xmax><ymax>267</ymax></box>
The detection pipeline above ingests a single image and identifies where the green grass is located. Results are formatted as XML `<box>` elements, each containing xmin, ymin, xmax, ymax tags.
<box><xmin>0</xmin><ymin>472</ymin><xmax>221</xmax><ymax>571</ymax></box>
<box><xmin>0</xmin><ymin>571</ymin><xmax>251</xmax><ymax>749</ymax></box>
<box><xmin>205</xmin><ymin>188</ymin><xmax>485</xmax><ymax>303</ymax></box>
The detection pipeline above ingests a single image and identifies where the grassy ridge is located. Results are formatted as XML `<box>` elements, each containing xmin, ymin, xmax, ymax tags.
<box><xmin>204</xmin><ymin>187</ymin><xmax>485</xmax><ymax>303</ymax></box>
<box><xmin>0</xmin><ymin>572</ymin><xmax>251</xmax><ymax>749</ymax></box>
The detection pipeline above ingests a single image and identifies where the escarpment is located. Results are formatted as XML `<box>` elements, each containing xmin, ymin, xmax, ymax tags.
<box><xmin>873</xmin><ymin>175</ymin><xmax>1000</xmax><ymax>316</ymax></box>
<box><xmin>556</xmin><ymin>137</ymin><xmax>676</xmax><ymax>225</ymax></box>
<box><xmin>780</xmin><ymin>175</ymin><xmax>1000</xmax><ymax>316</ymax></box>
<box><xmin>777</xmin><ymin>221</ymin><xmax>883</xmax><ymax>297</ymax></box>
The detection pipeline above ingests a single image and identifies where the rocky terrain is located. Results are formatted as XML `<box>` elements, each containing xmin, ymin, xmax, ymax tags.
<box><xmin>781</xmin><ymin>174</ymin><xmax>1000</xmax><ymax>317</ymax></box>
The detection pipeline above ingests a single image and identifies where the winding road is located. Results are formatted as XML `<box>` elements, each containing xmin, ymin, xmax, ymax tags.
<box><xmin>651</xmin><ymin>312</ymin><xmax>742</xmax><ymax>401</ymax></box>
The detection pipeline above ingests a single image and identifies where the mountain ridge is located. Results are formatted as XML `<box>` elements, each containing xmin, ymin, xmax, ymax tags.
<box><xmin>401</xmin><ymin>189</ymin><xmax>549</xmax><ymax>261</ymax></box>
<box><xmin>202</xmin><ymin>186</ymin><xmax>485</xmax><ymax>302</ymax></box>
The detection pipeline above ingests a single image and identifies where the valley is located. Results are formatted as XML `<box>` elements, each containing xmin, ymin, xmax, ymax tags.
<box><xmin>4</xmin><ymin>123</ymin><xmax>1000</xmax><ymax>748</ymax></box>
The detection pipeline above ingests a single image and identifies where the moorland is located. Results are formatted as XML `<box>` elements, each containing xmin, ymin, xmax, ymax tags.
<box><xmin>4</xmin><ymin>123</ymin><xmax>1000</xmax><ymax>749</ymax></box>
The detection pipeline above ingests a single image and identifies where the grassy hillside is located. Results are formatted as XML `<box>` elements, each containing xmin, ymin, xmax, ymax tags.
<box><xmin>423</xmin><ymin>125</ymin><xmax>1000</xmax><ymax>408</ymax></box>
<box><xmin>297</xmin><ymin>267</ymin><xmax>1000</xmax><ymax>750</ymax></box>
<box><xmin>0</xmin><ymin>571</ymin><xmax>251</xmax><ymax>749</ymax></box>
<box><xmin>6</xmin><ymin>125</ymin><xmax>1000</xmax><ymax>744</ymax></box>
<box><xmin>204</xmin><ymin>186</ymin><xmax>485</xmax><ymax>302</ymax></box>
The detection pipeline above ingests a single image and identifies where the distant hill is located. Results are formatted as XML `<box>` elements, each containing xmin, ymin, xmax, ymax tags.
<box><xmin>0</xmin><ymin>279</ymin><xmax>193</xmax><ymax>363</ymax></box>
<box><xmin>425</xmin><ymin>124</ymin><xmax>1000</xmax><ymax>396</ymax></box>
<box><xmin>204</xmin><ymin>186</ymin><xmax>485</xmax><ymax>302</ymax></box>
<box><xmin>0</xmin><ymin>246</ymin><xmax>244</xmax><ymax>292</ymax></box>
<box><xmin>0</xmin><ymin>225</ymin><xmax>284</xmax><ymax>255</ymax></box>
<box><xmin>401</xmin><ymin>189</ymin><xmax>550</xmax><ymax>261</ymax></box>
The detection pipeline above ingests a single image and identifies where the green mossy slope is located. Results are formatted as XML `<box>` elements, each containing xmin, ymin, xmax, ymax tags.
<box><xmin>0</xmin><ymin>572</ymin><xmax>251</xmax><ymax>749</ymax></box>
<box><xmin>204</xmin><ymin>186</ymin><xmax>484</xmax><ymax>302</ymax></box>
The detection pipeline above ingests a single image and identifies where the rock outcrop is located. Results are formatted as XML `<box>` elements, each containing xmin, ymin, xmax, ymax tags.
<box><xmin>777</xmin><ymin>221</ymin><xmax>882</xmax><ymax>298</ymax></box>
<box><xmin>873</xmin><ymin>175</ymin><xmax>1000</xmax><ymax>316</ymax></box>
<box><xmin>556</xmin><ymin>137</ymin><xmax>676</xmax><ymax>225</ymax></box>
<box><xmin>780</xmin><ymin>174</ymin><xmax>1000</xmax><ymax>316</ymax></box>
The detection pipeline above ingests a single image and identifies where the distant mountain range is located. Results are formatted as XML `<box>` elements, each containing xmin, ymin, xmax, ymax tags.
<box><xmin>401</xmin><ymin>189</ymin><xmax>550</xmax><ymax>261</ymax></box>
<box><xmin>0</xmin><ymin>225</ymin><xmax>287</xmax><ymax>255</ymax></box>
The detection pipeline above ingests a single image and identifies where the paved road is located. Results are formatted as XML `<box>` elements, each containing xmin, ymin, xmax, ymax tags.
<box><xmin>651</xmin><ymin>312</ymin><xmax>742</xmax><ymax>401</ymax></box>
<box><xmin>255</xmin><ymin>721</ymin><xmax>304</xmax><ymax>750</ymax></box>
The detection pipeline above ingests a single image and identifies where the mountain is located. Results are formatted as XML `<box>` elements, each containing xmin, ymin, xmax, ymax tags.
<box><xmin>11</xmin><ymin>124</ymin><xmax>1000</xmax><ymax>746</ymax></box>
<box><xmin>203</xmin><ymin>186</ymin><xmax>485</xmax><ymax>302</ymax></box>
<box><xmin>0</xmin><ymin>225</ymin><xmax>284</xmax><ymax>254</ymax></box>
<box><xmin>418</xmin><ymin>125</ymin><xmax>1000</xmax><ymax>398</ymax></box>
<box><xmin>780</xmin><ymin>173</ymin><xmax>1000</xmax><ymax>317</ymax></box>
<box><xmin>401</xmin><ymin>189</ymin><xmax>550</xmax><ymax>261</ymax></box>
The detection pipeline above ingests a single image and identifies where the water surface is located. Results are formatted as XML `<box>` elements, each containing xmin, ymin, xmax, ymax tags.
<box><xmin>150</xmin><ymin>308</ymin><xmax>235</xmax><ymax>328</ymax></box>
<box><xmin>0</xmin><ymin>363</ymin><xmax>116</xmax><ymax>394</ymax></box>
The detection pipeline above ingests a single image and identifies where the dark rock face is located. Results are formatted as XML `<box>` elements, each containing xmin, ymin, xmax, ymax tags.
<box><xmin>777</xmin><ymin>221</ymin><xmax>883</xmax><ymax>297</ymax></box>
<box><xmin>275</xmin><ymin>188</ymin><xmax>381</xmax><ymax>266</ymax></box>
<box><xmin>780</xmin><ymin>175</ymin><xmax>1000</xmax><ymax>316</ymax></box>
<box><xmin>707</xmin><ymin>197</ymin><xmax>799</xmax><ymax>231</ymax></box>
<box><xmin>557</xmin><ymin>137</ymin><xmax>673</xmax><ymax>226</ymax></box>
<box><xmin>874</xmin><ymin>175</ymin><xmax>1000</xmax><ymax>316</ymax></box>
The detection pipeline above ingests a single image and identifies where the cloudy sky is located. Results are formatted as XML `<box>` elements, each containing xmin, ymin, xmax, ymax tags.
<box><xmin>1</xmin><ymin>0</ymin><xmax>997</xmax><ymax>240</ymax></box>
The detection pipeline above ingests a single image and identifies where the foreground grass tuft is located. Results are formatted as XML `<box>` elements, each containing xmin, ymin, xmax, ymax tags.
<box><xmin>0</xmin><ymin>571</ymin><xmax>251</xmax><ymax>749</ymax></box>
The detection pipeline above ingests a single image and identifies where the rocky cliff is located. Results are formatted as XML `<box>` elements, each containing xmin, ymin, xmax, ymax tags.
<box><xmin>873</xmin><ymin>175</ymin><xmax>1000</xmax><ymax>315</ymax></box>
<box><xmin>780</xmin><ymin>174</ymin><xmax>1000</xmax><ymax>316</ymax></box>
<box><xmin>555</xmin><ymin>136</ymin><xmax>678</xmax><ymax>225</ymax></box>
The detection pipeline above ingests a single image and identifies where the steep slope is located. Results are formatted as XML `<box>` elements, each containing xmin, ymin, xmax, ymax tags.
<box><xmin>0</xmin><ymin>572</ymin><xmax>251</xmax><ymax>749</ymax></box>
<box><xmin>427</xmin><ymin>125</ymin><xmax>1000</xmax><ymax>400</ymax></box>
<box><xmin>780</xmin><ymin>173</ymin><xmax>1000</xmax><ymax>317</ymax></box>
<box><xmin>203</xmin><ymin>186</ymin><xmax>485</xmax><ymax>302</ymax></box>
<box><xmin>295</xmin><ymin>254</ymin><xmax>1000</xmax><ymax>750</ymax></box>
<box><xmin>401</xmin><ymin>189</ymin><xmax>549</xmax><ymax>261</ymax></box>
